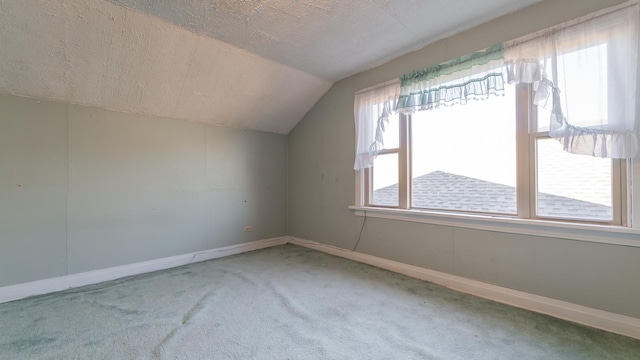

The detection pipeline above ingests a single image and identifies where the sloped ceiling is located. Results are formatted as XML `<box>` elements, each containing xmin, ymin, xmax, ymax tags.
<box><xmin>0</xmin><ymin>0</ymin><xmax>540</xmax><ymax>134</ymax></box>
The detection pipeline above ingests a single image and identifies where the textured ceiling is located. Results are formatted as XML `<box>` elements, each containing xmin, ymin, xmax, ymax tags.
<box><xmin>0</xmin><ymin>0</ymin><xmax>331</xmax><ymax>134</ymax></box>
<box><xmin>107</xmin><ymin>0</ymin><xmax>542</xmax><ymax>81</ymax></box>
<box><xmin>0</xmin><ymin>0</ymin><xmax>541</xmax><ymax>133</ymax></box>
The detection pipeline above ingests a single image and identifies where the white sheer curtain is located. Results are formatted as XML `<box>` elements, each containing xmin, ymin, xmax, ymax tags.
<box><xmin>353</xmin><ymin>80</ymin><xmax>400</xmax><ymax>170</ymax></box>
<box><xmin>504</xmin><ymin>1</ymin><xmax>639</xmax><ymax>158</ymax></box>
<box><xmin>354</xmin><ymin>1</ymin><xmax>639</xmax><ymax>167</ymax></box>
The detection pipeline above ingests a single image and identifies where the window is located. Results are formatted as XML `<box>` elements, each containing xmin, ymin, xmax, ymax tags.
<box><xmin>369</xmin><ymin>113</ymin><xmax>401</xmax><ymax>207</ymax></box>
<box><xmin>356</xmin><ymin>3</ymin><xmax>639</xmax><ymax>228</ymax></box>
<box><xmin>363</xmin><ymin>82</ymin><xmax>630</xmax><ymax>226</ymax></box>
<box><xmin>409</xmin><ymin>85</ymin><xmax>517</xmax><ymax>215</ymax></box>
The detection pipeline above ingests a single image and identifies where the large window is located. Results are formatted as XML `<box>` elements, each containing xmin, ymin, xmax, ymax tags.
<box><xmin>364</xmin><ymin>82</ymin><xmax>629</xmax><ymax>225</ymax></box>
<box><xmin>409</xmin><ymin>85</ymin><xmax>517</xmax><ymax>215</ymax></box>
<box><xmin>356</xmin><ymin>3</ymin><xmax>638</xmax><ymax>229</ymax></box>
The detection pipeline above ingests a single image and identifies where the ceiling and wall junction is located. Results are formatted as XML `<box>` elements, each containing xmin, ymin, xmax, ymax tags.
<box><xmin>0</xmin><ymin>0</ymin><xmax>541</xmax><ymax>133</ymax></box>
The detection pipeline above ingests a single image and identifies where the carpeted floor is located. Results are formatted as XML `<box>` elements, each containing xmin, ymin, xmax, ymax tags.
<box><xmin>0</xmin><ymin>244</ymin><xmax>639</xmax><ymax>359</ymax></box>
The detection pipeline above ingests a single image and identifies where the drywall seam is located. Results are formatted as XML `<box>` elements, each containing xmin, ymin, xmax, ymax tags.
<box><xmin>65</xmin><ymin>103</ymin><xmax>70</xmax><ymax>277</ymax></box>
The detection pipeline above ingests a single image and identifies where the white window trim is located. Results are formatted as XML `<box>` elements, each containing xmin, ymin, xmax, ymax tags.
<box><xmin>522</xmin><ymin>84</ymin><xmax>627</xmax><ymax>226</ymax></box>
<box><xmin>348</xmin><ymin>204</ymin><xmax>640</xmax><ymax>248</ymax></box>
<box><xmin>353</xmin><ymin>3</ymin><xmax>640</xmax><ymax>245</ymax></box>
<box><xmin>353</xmin><ymin>83</ymin><xmax>639</xmax><ymax>246</ymax></box>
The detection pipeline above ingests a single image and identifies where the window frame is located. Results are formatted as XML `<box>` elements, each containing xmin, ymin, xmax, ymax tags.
<box><xmin>521</xmin><ymin>84</ymin><xmax>627</xmax><ymax>226</ymax></box>
<box><xmin>366</xmin><ymin>115</ymin><xmax>410</xmax><ymax>209</ymax></box>
<box><xmin>366</xmin><ymin>150</ymin><xmax>399</xmax><ymax>208</ymax></box>
<box><xmin>358</xmin><ymin>83</ymin><xmax>632</xmax><ymax>228</ymax></box>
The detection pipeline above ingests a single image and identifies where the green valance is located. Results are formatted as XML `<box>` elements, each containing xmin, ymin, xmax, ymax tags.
<box><xmin>397</xmin><ymin>43</ymin><xmax>505</xmax><ymax>113</ymax></box>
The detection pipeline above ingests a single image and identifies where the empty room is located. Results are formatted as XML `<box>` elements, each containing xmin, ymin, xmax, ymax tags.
<box><xmin>1</xmin><ymin>0</ymin><xmax>640</xmax><ymax>358</ymax></box>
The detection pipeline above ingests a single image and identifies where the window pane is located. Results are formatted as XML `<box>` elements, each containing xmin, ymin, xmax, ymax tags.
<box><xmin>382</xmin><ymin>113</ymin><xmax>399</xmax><ymax>150</ymax></box>
<box><xmin>411</xmin><ymin>86</ymin><xmax>516</xmax><ymax>214</ymax></box>
<box><xmin>536</xmin><ymin>138</ymin><xmax>612</xmax><ymax>221</ymax></box>
<box><xmin>537</xmin><ymin>106</ymin><xmax>551</xmax><ymax>132</ymax></box>
<box><xmin>371</xmin><ymin>153</ymin><xmax>398</xmax><ymax>207</ymax></box>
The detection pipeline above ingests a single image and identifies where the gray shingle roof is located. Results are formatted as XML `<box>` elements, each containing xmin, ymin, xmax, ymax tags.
<box><xmin>372</xmin><ymin>171</ymin><xmax>612</xmax><ymax>221</ymax></box>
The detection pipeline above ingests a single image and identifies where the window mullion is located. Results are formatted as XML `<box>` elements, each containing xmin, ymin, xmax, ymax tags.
<box><xmin>516</xmin><ymin>83</ymin><xmax>532</xmax><ymax>219</ymax></box>
<box><xmin>364</xmin><ymin>168</ymin><xmax>371</xmax><ymax>206</ymax></box>
<box><xmin>632</xmin><ymin>157</ymin><xmax>639</xmax><ymax>228</ymax></box>
<box><xmin>398</xmin><ymin>113</ymin><xmax>409</xmax><ymax>209</ymax></box>
<box><xmin>612</xmin><ymin>159</ymin><xmax>626</xmax><ymax>226</ymax></box>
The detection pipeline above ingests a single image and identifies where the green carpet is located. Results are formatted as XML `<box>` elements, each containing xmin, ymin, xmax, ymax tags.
<box><xmin>1</xmin><ymin>244</ymin><xmax>638</xmax><ymax>359</ymax></box>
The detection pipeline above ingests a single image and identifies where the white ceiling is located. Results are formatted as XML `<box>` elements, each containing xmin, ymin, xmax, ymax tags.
<box><xmin>0</xmin><ymin>0</ymin><xmax>540</xmax><ymax>134</ymax></box>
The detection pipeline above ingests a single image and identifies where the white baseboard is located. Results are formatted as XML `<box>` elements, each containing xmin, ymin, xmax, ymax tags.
<box><xmin>0</xmin><ymin>237</ymin><xmax>287</xmax><ymax>304</ymax></box>
<box><xmin>287</xmin><ymin>236</ymin><xmax>640</xmax><ymax>340</ymax></box>
<box><xmin>3</xmin><ymin>235</ymin><xmax>638</xmax><ymax>340</ymax></box>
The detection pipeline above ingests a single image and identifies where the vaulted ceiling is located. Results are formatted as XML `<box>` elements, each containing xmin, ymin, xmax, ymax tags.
<box><xmin>0</xmin><ymin>0</ymin><xmax>540</xmax><ymax>134</ymax></box>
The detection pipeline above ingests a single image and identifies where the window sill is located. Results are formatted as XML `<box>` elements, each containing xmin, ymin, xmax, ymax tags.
<box><xmin>349</xmin><ymin>206</ymin><xmax>640</xmax><ymax>248</ymax></box>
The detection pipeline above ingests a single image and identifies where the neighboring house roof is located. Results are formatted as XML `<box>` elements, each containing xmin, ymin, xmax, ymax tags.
<box><xmin>372</xmin><ymin>171</ymin><xmax>612</xmax><ymax>221</ymax></box>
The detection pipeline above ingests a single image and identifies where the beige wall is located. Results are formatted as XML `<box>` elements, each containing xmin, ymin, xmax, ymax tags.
<box><xmin>0</xmin><ymin>93</ymin><xmax>287</xmax><ymax>287</ymax></box>
<box><xmin>288</xmin><ymin>0</ymin><xmax>640</xmax><ymax>318</ymax></box>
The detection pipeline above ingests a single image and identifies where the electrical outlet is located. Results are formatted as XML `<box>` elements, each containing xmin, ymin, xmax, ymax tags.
<box><xmin>244</xmin><ymin>225</ymin><xmax>253</xmax><ymax>232</ymax></box>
